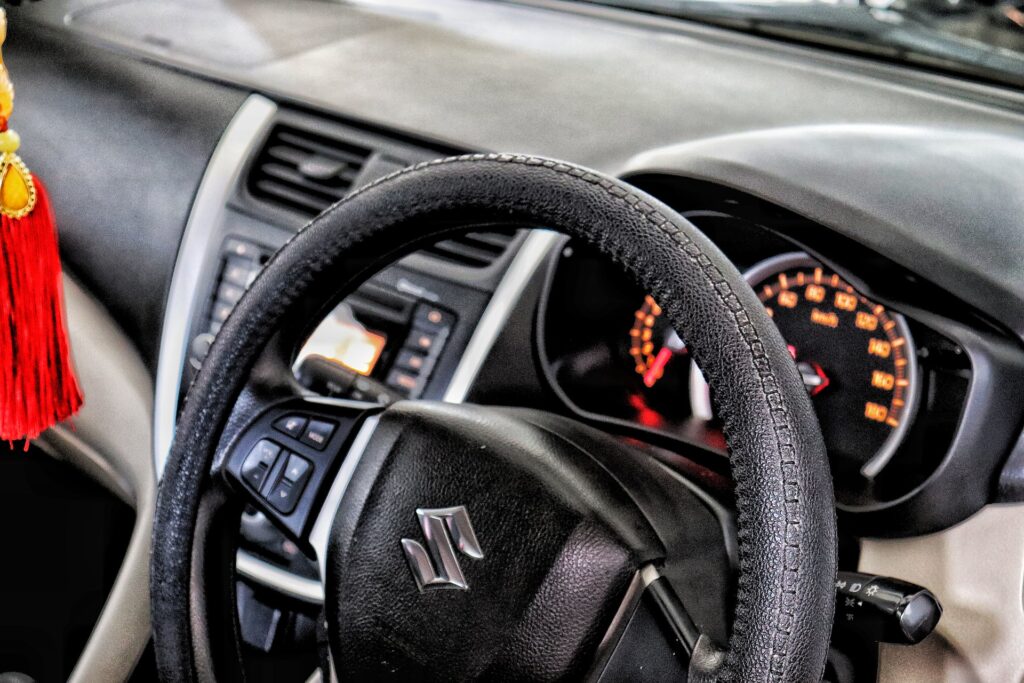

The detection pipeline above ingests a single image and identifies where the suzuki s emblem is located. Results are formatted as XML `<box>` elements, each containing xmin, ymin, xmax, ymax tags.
<box><xmin>401</xmin><ymin>506</ymin><xmax>484</xmax><ymax>591</ymax></box>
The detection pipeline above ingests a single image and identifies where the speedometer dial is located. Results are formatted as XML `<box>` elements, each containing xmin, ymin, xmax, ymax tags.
<box><xmin>689</xmin><ymin>253</ymin><xmax>918</xmax><ymax>478</ymax></box>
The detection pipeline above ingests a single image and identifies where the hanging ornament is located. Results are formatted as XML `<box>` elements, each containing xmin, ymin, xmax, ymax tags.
<box><xmin>0</xmin><ymin>7</ymin><xmax>82</xmax><ymax>443</ymax></box>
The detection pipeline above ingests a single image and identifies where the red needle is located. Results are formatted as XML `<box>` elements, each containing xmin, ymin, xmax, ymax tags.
<box><xmin>788</xmin><ymin>343</ymin><xmax>830</xmax><ymax>396</ymax></box>
<box><xmin>643</xmin><ymin>347</ymin><xmax>674</xmax><ymax>388</ymax></box>
<box><xmin>810</xmin><ymin>361</ymin><xmax>830</xmax><ymax>396</ymax></box>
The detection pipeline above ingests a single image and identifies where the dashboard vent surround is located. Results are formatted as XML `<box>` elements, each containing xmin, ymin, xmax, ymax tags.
<box><xmin>247</xmin><ymin>123</ymin><xmax>371</xmax><ymax>217</ymax></box>
<box><xmin>421</xmin><ymin>231</ymin><xmax>517</xmax><ymax>269</ymax></box>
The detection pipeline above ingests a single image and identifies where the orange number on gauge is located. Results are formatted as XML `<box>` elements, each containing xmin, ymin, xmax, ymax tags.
<box><xmin>871</xmin><ymin>370</ymin><xmax>895</xmax><ymax>391</ymax></box>
<box><xmin>868</xmin><ymin>338</ymin><xmax>891</xmax><ymax>358</ymax></box>
<box><xmin>864</xmin><ymin>402</ymin><xmax>888</xmax><ymax>422</ymax></box>
<box><xmin>855</xmin><ymin>312</ymin><xmax>878</xmax><ymax>331</ymax></box>
<box><xmin>778</xmin><ymin>290</ymin><xmax>798</xmax><ymax>308</ymax></box>
<box><xmin>805</xmin><ymin>284</ymin><xmax>825</xmax><ymax>303</ymax></box>
<box><xmin>834</xmin><ymin>292</ymin><xmax>857</xmax><ymax>312</ymax></box>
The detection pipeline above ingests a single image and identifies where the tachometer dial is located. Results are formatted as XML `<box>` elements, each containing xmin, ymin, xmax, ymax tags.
<box><xmin>688</xmin><ymin>253</ymin><xmax>918</xmax><ymax>478</ymax></box>
<box><xmin>629</xmin><ymin>295</ymin><xmax>686</xmax><ymax>388</ymax></box>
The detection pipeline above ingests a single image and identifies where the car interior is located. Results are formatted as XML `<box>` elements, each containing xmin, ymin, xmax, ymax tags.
<box><xmin>2</xmin><ymin>0</ymin><xmax>1023</xmax><ymax>681</ymax></box>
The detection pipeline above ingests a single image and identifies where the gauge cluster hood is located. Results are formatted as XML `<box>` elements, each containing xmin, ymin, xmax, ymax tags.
<box><xmin>625</xmin><ymin>125</ymin><xmax>1024</xmax><ymax>342</ymax></box>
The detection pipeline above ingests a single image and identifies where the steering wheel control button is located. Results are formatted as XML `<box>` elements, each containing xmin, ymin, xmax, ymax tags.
<box><xmin>273</xmin><ymin>414</ymin><xmax>308</xmax><ymax>439</ymax></box>
<box><xmin>267</xmin><ymin>479</ymin><xmax>301</xmax><ymax>514</ymax></box>
<box><xmin>282</xmin><ymin>454</ymin><xmax>312</xmax><ymax>485</ymax></box>
<box><xmin>241</xmin><ymin>440</ymin><xmax>281</xmax><ymax>492</ymax></box>
<box><xmin>300</xmin><ymin>419</ymin><xmax>336</xmax><ymax>450</ymax></box>
<box><xmin>223</xmin><ymin>405</ymin><xmax>363</xmax><ymax>540</ymax></box>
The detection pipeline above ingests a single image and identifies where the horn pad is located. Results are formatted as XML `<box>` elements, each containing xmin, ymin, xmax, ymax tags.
<box><xmin>325</xmin><ymin>401</ymin><xmax>665</xmax><ymax>681</ymax></box>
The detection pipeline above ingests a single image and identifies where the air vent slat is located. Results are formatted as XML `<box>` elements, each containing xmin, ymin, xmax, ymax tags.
<box><xmin>247</xmin><ymin>123</ymin><xmax>371</xmax><ymax>218</ymax></box>
<box><xmin>421</xmin><ymin>231</ymin><xmax>517</xmax><ymax>269</ymax></box>
<box><xmin>261</xmin><ymin>163</ymin><xmax>353</xmax><ymax>197</ymax></box>
<box><xmin>265</xmin><ymin>145</ymin><xmax>308</xmax><ymax>166</ymax></box>
<box><xmin>464</xmin><ymin>231</ymin><xmax>515</xmax><ymax>249</ymax></box>
<box><xmin>253</xmin><ymin>180</ymin><xmax>332</xmax><ymax>215</ymax></box>
<box><xmin>276</xmin><ymin>131</ymin><xmax>369</xmax><ymax>165</ymax></box>
<box><xmin>424</xmin><ymin>242</ymin><xmax>496</xmax><ymax>267</ymax></box>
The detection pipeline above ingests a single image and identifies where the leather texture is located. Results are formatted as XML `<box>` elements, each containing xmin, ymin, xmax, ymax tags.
<box><xmin>152</xmin><ymin>154</ymin><xmax>836</xmax><ymax>682</ymax></box>
<box><xmin>326</xmin><ymin>401</ymin><xmax>662</xmax><ymax>681</ymax></box>
<box><xmin>502</xmin><ymin>407</ymin><xmax>737</xmax><ymax>646</ymax></box>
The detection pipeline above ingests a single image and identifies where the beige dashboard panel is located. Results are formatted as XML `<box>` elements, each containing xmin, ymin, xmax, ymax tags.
<box><xmin>35</xmin><ymin>276</ymin><xmax>155</xmax><ymax>683</ymax></box>
<box><xmin>860</xmin><ymin>504</ymin><xmax>1024</xmax><ymax>683</ymax></box>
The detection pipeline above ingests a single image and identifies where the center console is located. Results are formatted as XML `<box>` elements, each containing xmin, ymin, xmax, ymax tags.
<box><xmin>154</xmin><ymin>95</ymin><xmax>557</xmax><ymax>673</ymax></box>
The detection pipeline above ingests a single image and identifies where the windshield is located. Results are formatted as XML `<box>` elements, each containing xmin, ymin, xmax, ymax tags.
<box><xmin>572</xmin><ymin>0</ymin><xmax>1024</xmax><ymax>89</ymax></box>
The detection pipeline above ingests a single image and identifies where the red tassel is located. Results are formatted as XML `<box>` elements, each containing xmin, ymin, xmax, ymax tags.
<box><xmin>0</xmin><ymin>175</ymin><xmax>82</xmax><ymax>443</ymax></box>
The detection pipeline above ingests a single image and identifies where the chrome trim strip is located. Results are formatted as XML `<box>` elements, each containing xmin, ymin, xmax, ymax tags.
<box><xmin>596</xmin><ymin>569</ymin><xmax>648</xmax><ymax>653</ymax></box>
<box><xmin>153</xmin><ymin>94</ymin><xmax>277</xmax><ymax>480</ymax></box>
<box><xmin>588</xmin><ymin>565</ymin><xmax>662</xmax><ymax>680</ymax></box>
<box><xmin>236</xmin><ymin>550</ymin><xmax>325</xmax><ymax>604</ymax></box>
<box><xmin>309</xmin><ymin>416</ymin><xmax>380</xmax><ymax>580</ymax></box>
<box><xmin>443</xmin><ymin>230</ymin><xmax>560</xmax><ymax>403</ymax></box>
<box><xmin>640</xmin><ymin>564</ymin><xmax>662</xmax><ymax>587</ymax></box>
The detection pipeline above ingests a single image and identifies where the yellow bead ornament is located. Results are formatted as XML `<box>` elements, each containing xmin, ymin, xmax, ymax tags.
<box><xmin>0</xmin><ymin>10</ymin><xmax>36</xmax><ymax>220</ymax></box>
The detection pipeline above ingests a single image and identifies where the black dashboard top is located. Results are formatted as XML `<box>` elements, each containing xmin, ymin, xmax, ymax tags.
<box><xmin>12</xmin><ymin>0</ymin><xmax>1024</xmax><ymax>171</ymax></box>
<box><xmin>8</xmin><ymin>0</ymin><xmax>1024</xmax><ymax>363</ymax></box>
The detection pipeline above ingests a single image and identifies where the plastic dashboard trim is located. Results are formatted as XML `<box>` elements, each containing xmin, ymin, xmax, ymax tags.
<box><xmin>154</xmin><ymin>94</ymin><xmax>278</xmax><ymax>481</ymax></box>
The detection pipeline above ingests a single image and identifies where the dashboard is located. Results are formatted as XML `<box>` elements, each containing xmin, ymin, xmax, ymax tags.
<box><xmin>140</xmin><ymin>84</ymin><xmax>1024</xmax><ymax>683</ymax></box>
<box><xmin>158</xmin><ymin>123</ymin><xmax>1024</xmax><ymax>677</ymax></box>
<box><xmin>7</xmin><ymin>0</ymin><xmax>1024</xmax><ymax>679</ymax></box>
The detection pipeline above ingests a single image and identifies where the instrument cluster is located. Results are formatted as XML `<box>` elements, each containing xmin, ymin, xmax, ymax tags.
<box><xmin>538</xmin><ymin>220</ymin><xmax>971</xmax><ymax>509</ymax></box>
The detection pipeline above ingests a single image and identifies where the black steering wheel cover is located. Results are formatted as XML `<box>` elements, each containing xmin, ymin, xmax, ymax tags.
<box><xmin>152</xmin><ymin>154</ymin><xmax>836</xmax><ymax>682</ymax></box>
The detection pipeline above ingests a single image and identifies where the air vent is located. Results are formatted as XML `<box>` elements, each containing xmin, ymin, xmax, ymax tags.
<box><xmin>421</xmin><ymin>231</ymin><xmax>516</xmax><ymax>269</ymax></box>
<box><xmin>248</xmin><ymin>124</ymin><xmax>371</xmax><ymax>217</ymax></box>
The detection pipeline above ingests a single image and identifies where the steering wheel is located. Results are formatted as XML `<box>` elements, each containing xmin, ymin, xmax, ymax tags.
<box><xmin>151</xmin><ymin>154</ymin><xmax>836</xmax><ymax>682</ymax></box>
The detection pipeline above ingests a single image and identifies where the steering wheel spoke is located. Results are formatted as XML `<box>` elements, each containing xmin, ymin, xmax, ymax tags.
<box><xmin>589</xmin><ymin>564</ymin><xmax>703</xmax><ymax>680</ymax></box>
